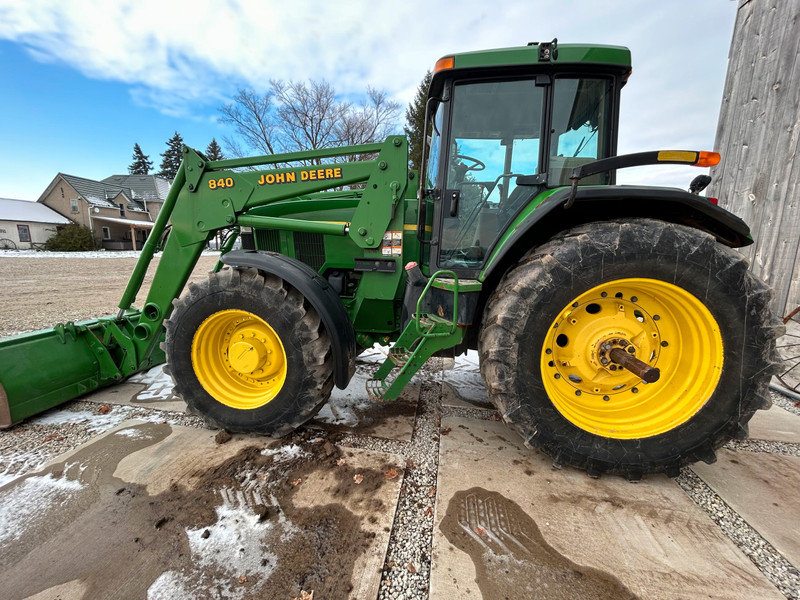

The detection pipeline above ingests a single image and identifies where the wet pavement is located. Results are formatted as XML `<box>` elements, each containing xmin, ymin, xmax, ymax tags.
<box><xmin>1</xmin><ymin>353</ymin><xmax>799</xmax><ymax>599</ymax></box>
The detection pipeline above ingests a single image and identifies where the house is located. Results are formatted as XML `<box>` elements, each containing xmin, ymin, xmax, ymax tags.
<box><xmin>37</xmin><ymin>173</ymin><xmax>170</xmax><ymax>250</ymax></box>
<box><xmin>0</xmin><ymin>198</ymin><xmax>71</xmax><ymax>249</ymax></box>
<box><xmin>101</xmin><ymin>174</ymin><xmax>172</xmax><ymax>220</ymax></box>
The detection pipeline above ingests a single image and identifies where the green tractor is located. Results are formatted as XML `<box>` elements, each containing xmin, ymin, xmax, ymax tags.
<box><xmin>0</xmin><ymin>41</ymin><xmax>781</xmax><ymax>479</ymax></box>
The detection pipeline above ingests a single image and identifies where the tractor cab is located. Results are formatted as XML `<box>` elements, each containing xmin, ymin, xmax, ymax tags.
<box><xmin>419</xmin><ymin>41</ymin><xmax>631</xmax><ymax>275</ymax></box>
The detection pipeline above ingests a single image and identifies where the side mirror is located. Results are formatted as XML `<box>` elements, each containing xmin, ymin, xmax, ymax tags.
<box><xmin>689</xmin><ymin>174</ymin><xmax>712</xmax><ymax>195</ymax></box>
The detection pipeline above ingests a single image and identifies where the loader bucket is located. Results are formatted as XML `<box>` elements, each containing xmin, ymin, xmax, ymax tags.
<box><xmin>0</xmin><ymin>311</ymin><xmax>164</xmax><ymax>428</ymax></box>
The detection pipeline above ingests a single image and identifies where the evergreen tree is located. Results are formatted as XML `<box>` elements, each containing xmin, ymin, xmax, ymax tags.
<box><xmin>158</xmin><ymin>131</ymin><xmax>184</xmax><ymax>180</ymax></box>
<box><xmin>206</xmin><ymin>138</ymin><xmax>225</xmax><ymax>161</ymax></box>
<box><xmin>128</xmin><ymin>143</ymin><xmax>153</xmax><ymax>175</ymax></box>
<box><xmin>404</xmin><ymin>70</ymin><xmax>432</xmax><ymax>173</ymax></box>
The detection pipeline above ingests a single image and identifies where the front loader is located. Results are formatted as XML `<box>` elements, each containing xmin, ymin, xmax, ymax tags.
<box><xmin>0</xmin><ymin>41</ymin><xmax>782</xmax><ymax>478</ymax></box>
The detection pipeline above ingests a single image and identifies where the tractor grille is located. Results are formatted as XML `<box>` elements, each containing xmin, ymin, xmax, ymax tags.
<box><xmin>255</xmin><ymin>229</ymin><xmax>281</xmax><ymax>253</ymax></box>
<box><xmin>293</xmin><ymin>232</ymin><xmax>326</xmax><ymax>271</ymax></box>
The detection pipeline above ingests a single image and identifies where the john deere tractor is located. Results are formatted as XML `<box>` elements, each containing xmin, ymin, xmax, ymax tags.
<box><xmin>0</xmin><ymin>41</ymin><xmax>781</xmax><ymax>478</ymax></box>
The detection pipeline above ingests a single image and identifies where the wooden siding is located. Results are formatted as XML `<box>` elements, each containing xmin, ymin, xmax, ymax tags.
<box><xmin>710</xmin><ymin>0</ymin><xmax>800</xmax><ymax>318</ymax></box>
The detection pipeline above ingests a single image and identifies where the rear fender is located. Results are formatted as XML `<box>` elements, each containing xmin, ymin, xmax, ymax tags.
<box><xmin>469</xmin><ymin>185</ymin><xmax>754</xmax><ymax>347</ymax></box>
<box><xmin>220</xmin><ymin>250</ymin><xmax>356</xmax><ymax>389</ymax></box>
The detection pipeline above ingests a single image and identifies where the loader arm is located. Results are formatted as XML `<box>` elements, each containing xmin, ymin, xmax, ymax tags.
<box><xmin>0</xmin><ymin>137</ymin><xmax>409</xmax><ymax>427</ymax></box>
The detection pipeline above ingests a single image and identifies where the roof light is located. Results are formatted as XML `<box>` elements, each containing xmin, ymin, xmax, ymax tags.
<box><xmin>434</xmin><ymin>56</ymin><xmax>454</xmax><ymax>73</ymax></box>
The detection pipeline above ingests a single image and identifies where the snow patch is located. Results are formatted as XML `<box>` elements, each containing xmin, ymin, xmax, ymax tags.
<box><xmin>147</xmin><ymin>571</ymin><xmax>197</xmax><ymax>600</ymax></box>
<box><xmin>130</xmin><ymin>364</ymin><xmax>176</xmax><ymax>401</ymax></box>
<box><xmin>0</xmin><ymin>454</ymin><xmax>48</xmax><ymax>488</ymax></box>
<box><xmin>31</xmin><ymin>406</ymin><xmax>164</xmax><ymax>434</ymax></box>
<box><xmin>444</xmin><ymin>371</ymin><xmax>491</xmax><ymax>404</ymax></box>
<box><xmin>260</xmin><ymin>444</ymin><xmax>307</xmax><ymax>462</ymax></box>
<box><xmin>442</xmin><ymin>350</ymin><xmax>491</xmax><ymax>404</ymax></box>
<box><xmin>315</xmin><ymin>369</ymin><xmax>375</xmax><ymax>426</ymax></box>
<box><xmin>0</xmin><ymin>473</ymin><xmax>84</xmax><ymax>545</ymax></box>
<box><xmin>453</xmin><ymin>350</ymin><xmax>481</xmax><ymax>372</ymax></box>
<box><xmin>356</xmin><ymin>344</ymin><xmax>388</xmax><ymax>365</ymax></box>
<box><xmin>148</xmin><ymin>489</ymin><xmax>289</xmax><ymax>600</ymax></box>
<box><xmin>31</xmin><ymin>409</ymin><xmax>131</xmax><ymax>432</ymax></box>
<box><xmin>114</xmin><ymin>428</ymin><xmax>148</xmax><ymax>439</ymax></box>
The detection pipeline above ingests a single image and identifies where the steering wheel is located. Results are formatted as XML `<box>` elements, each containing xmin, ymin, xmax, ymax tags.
<box><xmin>455</xmin><ymin>154</ymin><xmax>486</xmax><ymax>172</ymax></box>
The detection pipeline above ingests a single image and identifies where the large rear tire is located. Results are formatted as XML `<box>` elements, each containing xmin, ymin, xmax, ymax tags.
<box><xmin>479</xmin><ymin>219</ymin><xmax>782</xmax><ymax>478</ymax></box>
<box><xmin>165</xmin><ymin>267</ymin><xmax>333</xmax><ymax>435</ymax></box>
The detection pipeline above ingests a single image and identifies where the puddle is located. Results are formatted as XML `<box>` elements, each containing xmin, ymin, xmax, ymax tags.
<box><xmin>440</xmin><ymin>488</ymin><xmax>636</xmax><ymax>600</ymax></box>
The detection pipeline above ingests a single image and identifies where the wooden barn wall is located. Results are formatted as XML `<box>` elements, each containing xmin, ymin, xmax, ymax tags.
<box><xmin>709</xmin><ymin>0</ymin><xmax>800</xmax><ymax>318</ymax></box>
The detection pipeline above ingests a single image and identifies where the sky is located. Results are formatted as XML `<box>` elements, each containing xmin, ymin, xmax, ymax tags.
<box><xmin>0</xmin><ymin>0</ymin><xmax>739</xmax><ymax>201</ymax></box>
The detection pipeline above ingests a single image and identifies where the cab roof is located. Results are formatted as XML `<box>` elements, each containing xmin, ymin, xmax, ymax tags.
<box><xmin>443</xmin><ymin>43</ymin><xmax>632</xmax><ymax>71</ymax></box>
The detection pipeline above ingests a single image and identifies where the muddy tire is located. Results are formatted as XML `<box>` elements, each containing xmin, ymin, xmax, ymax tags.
<box><xmin>479</xmin><ymin>219</ymin><xmax>782</xmax><ymax>478</ymax></box>
<box><xmin>164</xmin><ymin>267</ymin><xmax>333</xmax><ymax>435</ymax></box>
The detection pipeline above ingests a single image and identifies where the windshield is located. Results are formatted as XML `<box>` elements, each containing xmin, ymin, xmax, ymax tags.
<box><xmin>440</xmin><ymin>79</ymin><xmax>544</xmax><ymax>269</ymax></box>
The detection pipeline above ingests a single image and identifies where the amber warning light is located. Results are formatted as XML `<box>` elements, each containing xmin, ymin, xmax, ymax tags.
<box><xmin>434</xmin><ymin>56</ymin><xmax>454</xmax><ymax>73</ymax></box>
<box><xmin>695</xmin><ymin>151</ymin><xmax>721</xmax><ymax>168</ymax></box>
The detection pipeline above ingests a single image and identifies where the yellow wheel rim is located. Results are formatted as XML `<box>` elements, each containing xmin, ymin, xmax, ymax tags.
<box><xmin>541</xmin><ymin>278</ymin><xmax>723</xmax><ymax>439</ymax></box>
<box><xmin>191</xmin><ymin>309</ymin><xmax>287</xmax><ymax>409</ymax></box>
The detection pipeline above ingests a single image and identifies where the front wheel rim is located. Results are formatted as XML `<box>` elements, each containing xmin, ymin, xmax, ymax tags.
<box><xmin>540</xmin><ymin>278</ymin><xmax>723</xmax><ymax>439</ymax></box>
<box><xmin>192</xmin><ymin>309</ymin><xmax>287</xmax><ymax>409</ymax></box>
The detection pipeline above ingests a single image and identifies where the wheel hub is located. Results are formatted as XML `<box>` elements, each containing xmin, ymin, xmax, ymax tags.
<box><xmin>227</xmin><ymin>336</ymin><xmax>269</xmax><ymax>374</ymax></box>
<box><xmin>595</xmin><ymin>337</ymin><xmax>635</xmax><ymax>371</ymax></box>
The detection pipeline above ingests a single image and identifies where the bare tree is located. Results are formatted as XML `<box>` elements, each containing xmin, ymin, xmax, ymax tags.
<box><xmin>219</xmin><ymin>89</ymin><xmax>278</xmax><ymax>157</ymax></box>
<box><xmin>218</xmin><ymin>80</ymin><xmax>401</xmax><ymax>165</ymax></box>
<box><xmin>337</xmin><ymin>87</ymin><xmax>401</xmax><ymax>147</ymax></box>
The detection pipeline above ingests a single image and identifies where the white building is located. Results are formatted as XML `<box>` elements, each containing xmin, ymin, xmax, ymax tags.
<box><xmin>0</xmin><ymin>198</ymin><xmax>72</xmax><ymax>250</ymax></box>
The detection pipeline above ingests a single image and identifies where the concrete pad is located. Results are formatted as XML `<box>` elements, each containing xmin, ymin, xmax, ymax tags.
<box><xmin>747</xmin><ymin>405</ymin><xmax>800</xmax><ymax>443</ymax></box>
<box><xmin>1</xmin><ymin>420</ymin><xmax>404</xmax><ymax>600</ymax></box>
<box><xmin>311</xmin><ymin>367</ymin><xmax>419</xmax><ymax>441</ymax></box>
<box><xmin>692</xmin><ymin>449</ymin><xmax>800</xmax><ymax>566</ymax></box>
<box><xmin>432</xmin><ymin>417</ymin><xmax>782</xmax><ymax>600</ymax></box>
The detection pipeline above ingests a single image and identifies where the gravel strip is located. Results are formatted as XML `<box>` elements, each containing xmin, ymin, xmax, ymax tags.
<box><xmin>441</xmin><ymin>404</ymin><xmax>499</xmax><ymax>422</ymax></box>
<box><xmin>772</xmin><ymin>389</ymin><xmax>800</xmax><ymax>417</ymax></box>
<box><xmin>724</xmin><ymin>439</ymin><xmax>800</xmax><ymax>457</ymax></box>
<box><xmin>338</xmin><ymin>379</ymin><xmax>440</xmax><ymax>600</ymax></box>
<box><xmin>677</xmin><ymin>468</ymin><xmax>800</xmax><ymax>600</ymax></box>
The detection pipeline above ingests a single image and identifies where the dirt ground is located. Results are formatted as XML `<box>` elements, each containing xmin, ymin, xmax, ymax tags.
<box><xmin>0</xmin><ymin>254</ymin><xmax>220</xmax><ymax>337</ymax></box>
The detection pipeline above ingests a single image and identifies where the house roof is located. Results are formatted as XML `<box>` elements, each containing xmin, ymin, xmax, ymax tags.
<box><xmin>0</xmin><ymin>198</ymin><xmax>72</xmax><ymax>224</ymax></box>
<box><xmin>102</xmin><ymin>174</ymin><xmax>172</xmax><ymax>202</ymax></box>
<box><xmin>59</xmin><ymin>173</ymin><xmax>147</xmax><ymax>212</ymax></box>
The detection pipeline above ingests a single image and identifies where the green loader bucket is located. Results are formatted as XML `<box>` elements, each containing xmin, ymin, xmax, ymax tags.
<box><xmin>0</xmin><ymin>312</ymin><xmax>164</xmax><ymax>428</ymax></box>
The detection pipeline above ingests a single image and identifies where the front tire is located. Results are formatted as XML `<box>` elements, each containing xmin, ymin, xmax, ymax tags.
<box><xmin>165</xmin><ymin>267</ymin><xmax>333</xmax><ymax>435</ymax></box>
<box><xmin>479</xmin><ymin>219</ymin><xmax>782</xmax><ymax>478</ymax></box>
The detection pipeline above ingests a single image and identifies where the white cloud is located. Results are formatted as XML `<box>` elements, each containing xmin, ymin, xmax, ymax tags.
<box><xmin>0</xmin><ymin>0</ymin><xmax>738</xmax><ymax>188</ymax></box>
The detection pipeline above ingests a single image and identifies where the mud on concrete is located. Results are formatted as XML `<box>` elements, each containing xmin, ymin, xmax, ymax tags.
<box><xmin>0</xmin><ymin>422</ymin><xmax>400</xmax><ymax>600</ymax></box>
